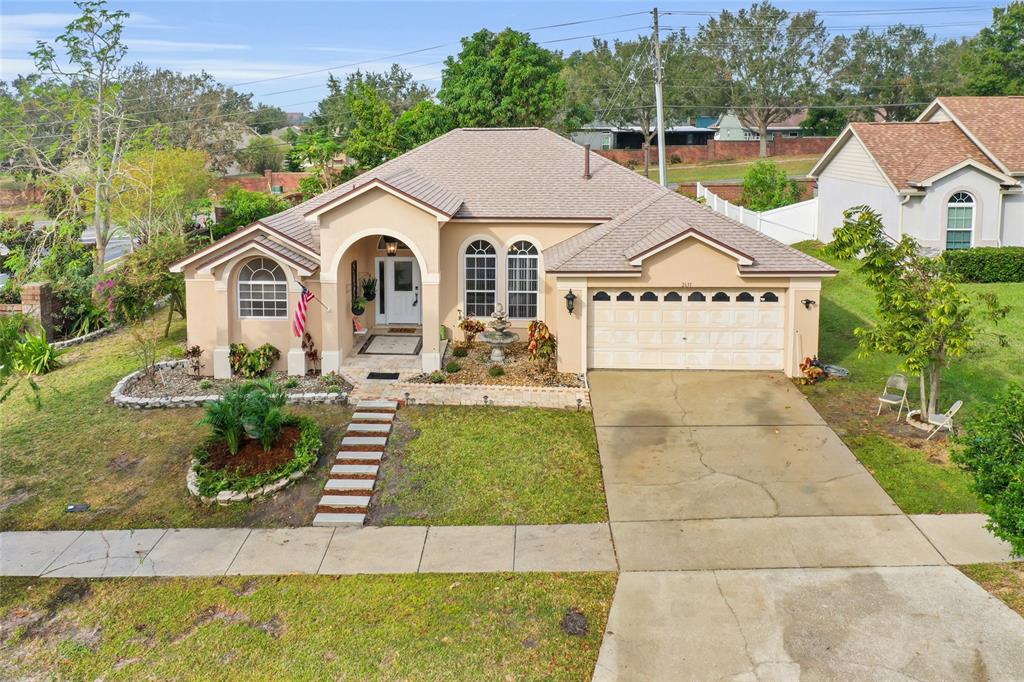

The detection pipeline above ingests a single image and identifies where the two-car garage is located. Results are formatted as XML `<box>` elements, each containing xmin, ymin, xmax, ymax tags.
<box><xmin>587</xmin><ymin>288</ymin><xmax>786</xmax><ymax>370</ymax></box>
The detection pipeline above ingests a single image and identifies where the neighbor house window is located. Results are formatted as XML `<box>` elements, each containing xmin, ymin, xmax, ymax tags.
<box><xmin>464</xmin><ymin>239</ymin><xmax>497</xmax><ymax>317</ymax></box>
<box><xmin>506</xmin><ymin>240</ymin><xmax>539</xmax><ymax>318</ymax></box>
<box><xmin>238</xmin><ymin>258</ymin><xmax>287</xmax><ymax>318</ymax></box>
<box><xmin>945</xmin><ymin>192</ymin><xmax>974</xmax><ymax>250</ymax></box>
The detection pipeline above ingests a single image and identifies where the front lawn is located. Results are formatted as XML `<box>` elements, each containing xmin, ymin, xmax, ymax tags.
<box><xmin>0</xmin><ymin>318</ymin><xmax>350</xmax><ymax>531</ymax></box>
<box><xmin>0</xmin><ymin>573</ymin><xmax>616</xmax><ymax>680</ymax></box>
<box><xmin>646</xmin><ymin>155</ymin><xmax>818</xmax><ymax>184</ymax></box>
<box><xmin>369</xmin><ymin>406</ymin><xmax>607</xmax><ymax>526</ymax></box>
<box><xmin>960</xmin><ymin>563</ymin><xmax>1024</xmax><ymax>617</ymax></box>
<box><xmin>793</xmin><ymin>241</ymin><xmax>1024</xmax><ymax>514</ymax></box>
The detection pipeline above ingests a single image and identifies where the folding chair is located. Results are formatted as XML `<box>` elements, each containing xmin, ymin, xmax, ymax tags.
<box><xmin>877</xmin><ymin>374</ymin><xmax>909</xmax><ymax>422</ymax></box>
<box><xmin>926</xmin><ymin>400</ymin><xmax>963</xmax><ymax>440</ymax></box>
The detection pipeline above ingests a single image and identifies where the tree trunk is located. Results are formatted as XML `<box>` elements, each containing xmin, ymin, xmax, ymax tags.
<box><xmin>758</xmin><ymin>122</ymin><xmax>769</xmax><ymax>157</ymax></box>
<box><xmin>643</xmin><ymin>142</ymin><xmax>650</xmax><ymax>179</ymax></box>
<box><xmin>928</xmin><ymin>359</ymin><xmax>943</xmax><ymax>418</ymax></box>
<box><xmin>93</xmin><ymin>180</ymin><xmax>106</xmax><ymax>272</ymax></box>
<box><xmin>918</xmin><ymin>371</ymin><xmax>928</xmax><ymax>421</ymax></box>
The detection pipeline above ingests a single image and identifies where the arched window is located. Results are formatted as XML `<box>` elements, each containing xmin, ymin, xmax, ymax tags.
<box><xmin>592</xmin><ymin>291</ymin><xmax>611</xmax><ymax>301</ymax></box>
<box><xmin>946</xmin><ymin>192</ymin><xmax>974</xmax><ymax>250</ymax></box>
<box><xmin>760</xmin><ymin>292</ymin><xmax>779</xmax><ymax>303</ymax></box>
<box><xmin>640</xmin><ymin>291</ymin><xmax>658</xmax><ymax>302</ymax></box>
<box><xmin>712</xmin><ymin>291</ymin><xmax>730</xmax><ymax>302</ymax></box>
<box><xmin>616</xmin><ymin>291</ymin><xmax>635</xmax><ymax>302</ymax></box>
<box><xmin>736</xmin><ymin>292</ymin><xmax>755</xmax><ymax>302</ymax></box>
<box><xmin>464</xmin><ymin>239</ymin><xmax>497</xmax><ymax>317</ymax></box>
<box><xmin>687</xmin><ymin>291</ymin><xmax>706</xmax><ymax>302</ymax></box>
<box><xmin>506</xmin><ymin>240</ymin><xmax>539</xmax><ymax>318</ymax></box>
<box><xmin>238</xmin><ymin>258</ymin><xmax>287</xmax><ymax>318</ymax></box>
<box><xmin>664</xmin><ymin>291</ymin><xmax>683</xmax><ymax>302</ymax></box>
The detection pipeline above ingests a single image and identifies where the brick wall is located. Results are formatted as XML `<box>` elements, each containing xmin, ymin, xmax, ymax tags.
<box><xmin>0</xmin><ymin>186</ymin><xmax>45</xmax><ymax>208</ymax></box>
<box><xmin>596</xmin><ymin>137</ymin><xmax>835</xmax><ymax>166</ymax></box>
<box><xmin>0</xmin><ymin>282</ymin><xmax>54</xmax><ymax>338</ymax></box>
<box><xmin>677</xmin><ymin>179</ymin><xmax>817</xmax><ymax>203</ymax></box>
<box><xmin>216</xmin><ymin>170</ymin><xmax>311</xmax><ymax>195</ymax></box>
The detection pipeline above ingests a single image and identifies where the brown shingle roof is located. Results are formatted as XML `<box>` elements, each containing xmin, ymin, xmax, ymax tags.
<box><xmin>850</xmin><ymin>121</ymin><xmax>999</xmax><ymax>190</ymax></box>
<box><xmin>936</xmin><ymin>96</ymin><xmax>1024</xmax><ymax>174</ymax></box>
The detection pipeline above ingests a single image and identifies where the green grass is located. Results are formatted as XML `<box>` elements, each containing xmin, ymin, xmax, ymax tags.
<box><xmin>0</xmin><ymin>317</ymin><xmax>351</xmax><ymax>531</ymax></box>
<box><xmin>791</xmin><ymin>241</ymin><xmax>1024</xmax><ymax>514</ymax></box>
<box><xmin>646</xmin><ymin>156</ymin><xmax>818</xmax><ymax>184</ymax></box>
<box><xmin>372</xmin><ymin>406</ymin><xmax>607</xmax><ymax>526</ymax></box>
<box><xmin>960</xmin><ymin>563</ymin><xmax>1024</xmax><ymax>618</ymax></box>
<box><xmin>0</xmin><ymin>573</ymin><xmax>616</xmax><ymax>680</ymax></box>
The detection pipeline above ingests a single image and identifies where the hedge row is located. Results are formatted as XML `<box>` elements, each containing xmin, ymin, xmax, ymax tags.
<box><xmin>942</xmin><ymin>247</ymin><xmax>1024</xmax><ymax>283</ymax></box>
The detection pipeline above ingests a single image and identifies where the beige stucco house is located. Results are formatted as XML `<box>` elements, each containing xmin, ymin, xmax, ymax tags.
<box><xmin>811</xmin><ymin>96</ymin><xmax>1024</xmax><ymax>250</ymax></box>
<box><xmin>171</xmin><ymin>128</ymin><xmax>835</xmax><ymax>379</ymax></box>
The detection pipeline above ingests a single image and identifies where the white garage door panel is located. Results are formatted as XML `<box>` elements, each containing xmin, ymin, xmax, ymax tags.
<box><xmin>588</xmin><ymin>288</ymin><xmax>786</xmax><ymax>371</ymax></box>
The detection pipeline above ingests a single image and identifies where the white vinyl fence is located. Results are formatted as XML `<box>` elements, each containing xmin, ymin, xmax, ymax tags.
<box><xmin>696</xmin><ymin>183</ymin><xmax>818</xmax><ymax>245</ymax></box>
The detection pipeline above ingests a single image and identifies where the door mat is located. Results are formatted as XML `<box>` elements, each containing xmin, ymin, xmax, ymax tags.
<box><xmin>359</xmin><ymin>334</ymin><xmax>422</xmax><ymax>355</ymax></box>
<box><xmin>387</xmin><ymin>327</ymin><xmax>419</xmax><ymax>334</ymax></box>
<box><xmin>366</xmin><ymin>372</ymin><xmax>400</xmax><ymax>380</ymax></box>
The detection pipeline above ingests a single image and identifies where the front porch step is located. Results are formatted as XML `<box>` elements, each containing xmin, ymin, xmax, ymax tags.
<box><xmin>347</xmin><ymin>422</ymin><xmax>391</xmax><ymax>435</ymax></box>
<box><xmin>320</xmin><ymin>494</ymin><xmax>371</xmax><ymax>507</ymax></box>
<box><xmin>313</xmin><ymin>512</ymin><xmax>366</xmax><ymax>526</ymax></box>
<box><xmin>341</xmin><ymin>436</ymin><xmax>387</xmax><ymax>449</ymax></box>
<box><xmin>331</xmin><ymin>464</ymin><xmax>379</xmax><ymax>476</ymax></box>
<box><xmin>336</xmin><ymin>451</ymin><xmax>382</xmax><ymax>461</ymax></box>
<box><xmin>352</xmin><ymin>411</ymin><xmax>395</xmax><ymax>423</ymax></box>
<box><xmin>355</xmin><ymin>399</ymin><xmax>399</xmax><ymax>412</ymax></box>
<box><xmin>325</xmin><ymin>478</ymin><xmax>375</xmax><ymax>492</ymax></box>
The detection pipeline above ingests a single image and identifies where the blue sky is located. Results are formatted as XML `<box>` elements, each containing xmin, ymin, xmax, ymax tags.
<box><xmin>0</xmin><ymin>1</ymin><xmax>997</xmax><ymax>113</ymax></box>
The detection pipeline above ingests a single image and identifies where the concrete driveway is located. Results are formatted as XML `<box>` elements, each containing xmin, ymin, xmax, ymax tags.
<box><xmin>589</xmin><ymin>370</ymin><xmax>1024</xmax><ymax>681</ymax></box>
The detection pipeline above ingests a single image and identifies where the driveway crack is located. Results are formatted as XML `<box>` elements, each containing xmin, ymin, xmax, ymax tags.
<box><xmin>693</xmin><ymin>436</ymin><xmax>781</xmax><ymax>517</ymax></box>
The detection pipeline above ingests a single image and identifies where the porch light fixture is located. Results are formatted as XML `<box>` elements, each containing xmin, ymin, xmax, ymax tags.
<box><xmin>564</xmin><ymin>289</ymin><xmax>577</xmax><ymax>315</ymax></box>
<box><xmin>801</xmin><ymin>298</ymin><xmax>817</xmax><ymax>310</ymax></box>
<box><xmin>385</xmin><ymin>239</ymin><xmax>398</xmax><ymax>257</ymax></box>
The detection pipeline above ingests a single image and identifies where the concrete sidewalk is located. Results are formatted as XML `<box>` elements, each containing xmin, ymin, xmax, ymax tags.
<box><xmin>0</xmin><ymin>523</ymin><xmax>618</xmax><ymax>578</ymax></box>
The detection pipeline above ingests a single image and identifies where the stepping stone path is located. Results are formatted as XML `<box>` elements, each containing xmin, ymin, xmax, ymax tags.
<box><xmin>312</xmin><ymin>399</ymin><xmax>397</xmax><ymax>527</ymax></box>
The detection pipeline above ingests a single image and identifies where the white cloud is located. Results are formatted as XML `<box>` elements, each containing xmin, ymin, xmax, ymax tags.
<box><xmin>129</xmin><ymin>39</ymin><xmax>250</xmax><ymax>52</ymax></box>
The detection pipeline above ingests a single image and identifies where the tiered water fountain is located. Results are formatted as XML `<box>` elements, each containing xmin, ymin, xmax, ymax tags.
<box><xmin>480</xmin><ymin>303</ymin><xmax>519</xmax><ymax>363</ymax></box>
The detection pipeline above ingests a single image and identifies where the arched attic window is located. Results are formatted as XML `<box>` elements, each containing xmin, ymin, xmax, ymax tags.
<box><xmin>464</xmin><ymin>239</ymin><xmax>497</xmax><ymax>317</ymax></box>
<box><xmin>238</xmin><ymin>257</ymin><xmax>287</xmax><ymax>318</ymax></box>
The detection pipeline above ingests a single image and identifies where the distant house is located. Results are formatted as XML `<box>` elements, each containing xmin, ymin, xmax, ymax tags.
<box><xmin>570</xmin><ymin>122</ymin><xmax>715</xmax><ymax>150</ymax></box>
<box><xmin>810</xmin><ymin>96</ymin><xmax>1024</xmax><ymax>251</ymax></box>
<box><xmin>711</xmin><ymin>111</ymin><xmax>807</xmax><ymax>141</ymax></box>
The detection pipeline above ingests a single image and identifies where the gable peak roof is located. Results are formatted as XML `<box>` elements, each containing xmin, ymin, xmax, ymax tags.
<box><xmin>929</xmin><ymin>96</ymin><xmax>1024</xmax><ymax>174</ymax></box>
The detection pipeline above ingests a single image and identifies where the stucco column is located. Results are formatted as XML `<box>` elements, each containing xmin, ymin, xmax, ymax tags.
<box><xmin>212</xmin><ymin>280</ymin><xmax>232</xmax><ymax>379</ymax></box>
<box><xmin>286</xmin><ymin>279</ymin><xmax>307</xmax><ymax>376</ymax></box>
<box><xmin>420</xmin><ymin>273</ymin><xmax>442</xmax><ymax>372</ymax></box>
<box><xmin>555</xmin><ymin>277</ymin><xmax>587</xmax><ymax>374</ymax></box>
<box><xmin>320</xmin><ymin>278</ymin><xmax>341</xmax><ymax>374</ymax></box>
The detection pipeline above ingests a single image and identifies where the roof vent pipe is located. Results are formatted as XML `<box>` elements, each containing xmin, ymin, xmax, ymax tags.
<box><xmin>583</xmin><ymin>144</ymin><xmax>592</xmax><ymax>180</ymax></box>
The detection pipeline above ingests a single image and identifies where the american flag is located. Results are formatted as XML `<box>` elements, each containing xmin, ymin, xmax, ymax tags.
<box><xmin>293</xmin><ymin>285</ymin><xmax>315</xmax><ymax>337</ymax></box>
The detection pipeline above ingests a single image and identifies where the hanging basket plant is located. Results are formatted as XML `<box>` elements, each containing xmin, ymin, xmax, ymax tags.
<box><xmin>360</xmin><ymin>276</ymin><xmax>378</xmax><ymax>302</ymax></box>
<box><xmin>351</xmin><ymin>296</ymin><xmax>367</xmax><ymax>316</ymax></box>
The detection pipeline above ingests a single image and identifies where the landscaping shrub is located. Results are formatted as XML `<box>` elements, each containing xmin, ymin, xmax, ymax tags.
<box><xmin>943</xmin><ymin>247</ymin><xmax>1024</xmax><ymax>283</ymax></box>
<box><xmin>283</xmin><ymin>377</ymin><xmax>299</xmax><ymax>389</ymax></box>
<box><xmin>445</xmin><ymin>360</ymin><xmax>462</xmax><ymax>373</ymax></box>
<box><xmin>527</xmin><ymin>320</ymin><xmax>557</xmax><ymax>372</ymax></box>
<box><xmin>193</xmin><ymin>415</ymin><xmax>320</xmax><ymax>496</ymax></box>
<box><xmin>199</xmin><ymin>388</ymin><xmax>247</xmax><ymax>455</ymax></box>
<box><xmin>199</xmin><ymin>380</ymin><xmax>290</xmax><ymax>455</ymax></box>
<box><xmin>489</xmin><ymin>364</ymin><xmax>505</xmax><ymax>377</ymax></box>
<box><xmin>13</xmin><ymin>330</ymin><xmax>64</xmax><ymax>375</ymax></box>
<box><xmin>229</xmin><ymin>343</ymin><xmax>281</xmax><ymax>378</ymax></box>
<box><xmin>740</xmin><ymin>159</ymin><xmax>802</xmax><ymax>211</ymax></box>
<box><xmin>428</xmin><ymin>370</ymin><xmax>445</xmax><ymax>383</ymax></box>
<box><xmin>952</xmin><ymin>383</ymin><xmax>1024</xmax><ymax>555</ymax></box>
<box><xmin>452</xmin><ymin>345</ymin><xmax>469</xmax><ymax>358</ymax></box>
<box><xmin>199</xmin><ymin>379</ymin><xmax>213</xmax><ymax>389</ymax></box>
<box><xmin>458</xmin><ymin>318</ymin><xmax>485</xmax><ymax>345</ymax></box>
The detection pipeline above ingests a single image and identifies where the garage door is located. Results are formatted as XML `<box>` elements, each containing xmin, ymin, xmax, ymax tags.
<box><xmin>587</xmin><ymin>288</ymin><xmax>785</xmax><ymax>370</ymax></box>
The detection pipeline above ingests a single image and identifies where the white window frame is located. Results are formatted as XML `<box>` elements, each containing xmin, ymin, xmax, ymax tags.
<box><xmin>506</xmin><ymin>240</ymin><xmax>540</xmax><ymax>320</ymax></box>
<box><xmin>945</xmin><ymin>191</ymin><xmax>975</xmax><ymax>250</ymax></box>
<box><xmin>462</xmin><ymin>238</ymin><xmax>498</xmax><ymax>319</ymax></box>
<box><xmin>237</xmin><ymin>257</ymin><xmax>288</xmax><ymax>319</ymax></box>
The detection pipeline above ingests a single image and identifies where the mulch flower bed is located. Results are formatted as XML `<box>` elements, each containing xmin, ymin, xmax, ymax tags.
<box><xmin>408</xmin><ymin>341</ymin><xmax>583</xmax><ymax>388</ymax></box>
<box><xmin>123</xmin><ymin>363</ymin><xmax>352</xmax><ymax>399</ymax></box>
<box><xmin>203</xmin><ymin>425</ymin><xmax>302</xmax><ymax>478</ymax></box>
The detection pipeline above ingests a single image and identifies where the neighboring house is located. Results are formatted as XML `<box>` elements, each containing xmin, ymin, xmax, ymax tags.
<box><xmin>570</xmin><ymin>122</ymin><xmax>715</xmax><ymax>150</ymax></box>
<box><xmin>171</xmin><ymin>128</ymin><xmax>835</xmax><ymax>379</ymax></box>
<box><xmin>711</xmin><ymin>110</ymin><xmax>807</xmax><ymax>141</ymax></box>
<box><xmin>810</xmin><ymin>96</ymin><xmax>1024</xmax><ymax>250</ymax></box>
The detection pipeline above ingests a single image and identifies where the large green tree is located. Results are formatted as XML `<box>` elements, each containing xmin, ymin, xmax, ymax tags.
<box><xmin>249</xmin><ymin>104</ymin><xmax>290</xmax><ymax>134</ymax></box>
<box><xmin>439</xmin><ymin>29</ymin><xmax>575</xmax><ymax>130</ymax></box>
<box><xmin>961</xmin><ymin>2</ymin><xmax>1024</xmax><ymax>95</ymax></box>
<box><xmin>310</xmin><ymin>65</ymin><xmax>431</xmax><ymax>141</ymax></box>
<box><xmin>696</xmin><ymin>3</ymin><xmax>839</xmax><ymax>156</ymax></box>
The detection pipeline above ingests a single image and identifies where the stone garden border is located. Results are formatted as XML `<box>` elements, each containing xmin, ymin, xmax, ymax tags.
<box><xmin>53</xmin><ymin>324</ymin><xmax>119</xmax><ymax>349</ymax></box>
<box><xmin>186</xmin><ymin>456</ymin><xmax>313</xmax><ymax>505</ymax></box>
<box><xmin>344</xmin><ymin>371</ymin><xmax>591</xmax><ymax>410</ymax></box>
<box><xmin>111</xmin><ymin>360</ymin><xmax>349</xmax><ymax>409</ymax></box>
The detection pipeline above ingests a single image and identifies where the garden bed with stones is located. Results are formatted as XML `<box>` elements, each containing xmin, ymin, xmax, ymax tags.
<box><xmin>407</xmin><ymin>341</ymin><xmax>583</xmax><ymax>388</ymax></box>
<box><xmin>112</xmin><ymin>360</ymin><xmax>351</xmax><ymax>408</ymax></box>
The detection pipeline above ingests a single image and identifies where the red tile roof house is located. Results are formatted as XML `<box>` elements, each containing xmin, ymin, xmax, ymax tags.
<box><xmin>171</xmin><ymin>128</ymin><xmax>835</xmax><ymax>379</ymax></box>
<box><xmin>810</xmin><ymin>96</ymin><xmax>1024</xmax><ymax>251</ymax></box>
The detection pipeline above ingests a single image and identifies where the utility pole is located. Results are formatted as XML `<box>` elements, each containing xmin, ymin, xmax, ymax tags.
<box><xmin>652</xmin><ymin>7</ymin><xmax>668</xmax><ymax>188</ymax></box>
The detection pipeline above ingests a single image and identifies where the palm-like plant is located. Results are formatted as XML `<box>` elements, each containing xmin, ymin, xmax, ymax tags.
<box><xmin>240</xmin><ymin>379</ymin><xmax>288</xmax><ymax>451</ymax></box>
<box><xmin>198</xmin><ymin>389</ymin><xmax>247</xmax><ymax>455</ymax></box>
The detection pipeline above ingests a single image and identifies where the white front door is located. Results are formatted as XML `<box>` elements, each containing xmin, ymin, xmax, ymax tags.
<box><xmin>376</xmin><ymin>257</ymin><xmax>421</xmax><ymax>325</ymax></box>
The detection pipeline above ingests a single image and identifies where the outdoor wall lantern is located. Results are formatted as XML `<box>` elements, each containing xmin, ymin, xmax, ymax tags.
<box><xmin>564</xmin><ymin>289</ymin><xmax>577</xmax><ymax>315</ymax></box>
<box><xmin>385</xmin><ymin>239</ymin><xmax>398</xmax><ymax>257</ymax></box>
<box><xmin>801</xmin><ymin>298</ymin><xmax>817</xmax><ymax>310</ymax></box>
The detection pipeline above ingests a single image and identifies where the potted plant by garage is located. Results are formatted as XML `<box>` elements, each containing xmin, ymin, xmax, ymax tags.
<box><xmin>351</xmin><ymin>295</ymin><xmax>368</xmax><ymax>316</ymax></box>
